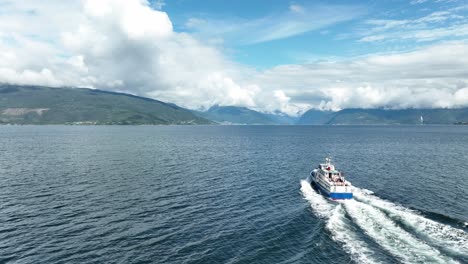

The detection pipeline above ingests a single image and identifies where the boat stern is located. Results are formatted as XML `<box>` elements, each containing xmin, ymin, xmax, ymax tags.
<box><xmin>329</xmin><ymin>192</ymin><xmax>353</xmax><ymax>200</ymax></box>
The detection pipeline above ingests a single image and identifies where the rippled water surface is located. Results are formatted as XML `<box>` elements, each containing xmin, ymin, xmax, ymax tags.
<box><xmin>1</xmin><ymin>125</ymin><xmax>467</xmax><ymax>263</ymax></box>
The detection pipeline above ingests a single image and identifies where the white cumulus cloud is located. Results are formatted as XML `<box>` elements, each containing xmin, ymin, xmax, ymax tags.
<box><xmin>255</xmin><ymin>42</ymin><xmax>468</xmax><ymax>111</ymax></box>
<box><xmin>0</xmin><ymin>0</ymin><xmax>260</xmax><ymax>111</ymax></box>
<box><xmin>0</xmin><ymin>0</ymin><xmax>468</xmax><ymax>116</ymax></box>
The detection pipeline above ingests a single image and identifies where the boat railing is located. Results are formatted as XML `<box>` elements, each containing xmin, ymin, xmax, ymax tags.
<box><xmin>332</xmin><ymin>182</ymin><xmax>347</xmax><ymax>186</ymax></box>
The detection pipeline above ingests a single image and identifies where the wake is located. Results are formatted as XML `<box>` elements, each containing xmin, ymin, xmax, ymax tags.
<box><xmin>353</xmin><ymin>188</ymin><xmax>468</xmax><ymax>256</ymax></box>
<box><xmin>300</xmin><ymin>180</ymin><xmax>382</xmax><ymax>264</ymax></box>
<box><xmin>300</xmin><ymin>180</ymin><xmax>466</xmax><ymax>263</ymax></box>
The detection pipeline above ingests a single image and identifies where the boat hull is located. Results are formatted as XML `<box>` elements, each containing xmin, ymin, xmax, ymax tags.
<box><xmin>310</xmin><ymin>175</ymin><xmax>353</xmax><ymax>200</ymax></box>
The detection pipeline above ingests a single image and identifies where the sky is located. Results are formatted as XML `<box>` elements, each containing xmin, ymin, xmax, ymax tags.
<box><xmin>0</xmin><ymin>0</ymin><xmax>467</xmax><ymax>115</ymax></box>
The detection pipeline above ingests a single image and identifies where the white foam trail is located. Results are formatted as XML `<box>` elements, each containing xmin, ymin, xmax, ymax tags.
<box><xmin>359</xmin><ymin>188</ymin><xmax>374</xmax><ymax>195</ymax></box>
<box><xmin>354</xmin><ymin>188</ymin><xmax>468</xmax><ymax>256</ymax></box>
<box><xmin>300</xmin><ymin>179</ymin><xmax>334</xmax><ymax>218</ymax></box>
<box><xmin>300</xmin><ymin>180</ymin><xmax>381</xmax><ymax>264</ymax></box>
<box><xmin>343</xmin><ymin>199</ymin><xmax>459</xmax><ymax>263</ymax></box>
<box><xmin>326</xmin><ymin>206</ymin><xmax>383</xmax><ymax>264</ymax></box>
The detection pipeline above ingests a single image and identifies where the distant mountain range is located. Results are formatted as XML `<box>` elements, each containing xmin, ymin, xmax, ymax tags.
<box><xmin>193</xmin><ymin>105</ymin><xmax>297</xmax><ymax>125</ymax></box>
<box><xmin>1</xmin><ymin>84</ymin><xmax>467</xmax><ymax>125</ymax></box>
<box><xmin>196</xmin><ymin>106</ymin><xmax>468</xmax><ymax>125</ymax></box>
<box><xmin>299</xmin><ymin>108</ymin><xmax>468</xmax><ymax>125</ymax></box>
<box><xmin>297</xmin><ymin>109</ymin><xmax>334</xmax><ymax>125</ymax></box>
<box><xmin>0</xmin><ymin>85</ymin><xmax>212</xmax><ymax>125</ymax></box>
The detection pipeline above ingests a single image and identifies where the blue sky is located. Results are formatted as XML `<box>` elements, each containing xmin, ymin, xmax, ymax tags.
<box><xmin>157</xmin><ymin>0</ymin><xmax>468</xmax><ymax>68</ymax></box>
<box><xmin>0</xmin><ymin>0</ymin><xmax>467</xmax><ymax>113</ymax></box>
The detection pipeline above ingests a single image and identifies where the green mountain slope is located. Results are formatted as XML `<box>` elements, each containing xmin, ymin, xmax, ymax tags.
<box><xmin>194</xmin><ymin>105</ymin><xmax>277</xmax><ymax>125</ymax></box>
<box><xmin>0</xmin><ymin>85</ymin><xmax>212</xmax><ymax>125</ymax></box>
<box><xmin>298</xmin><ymin>108</ymin><xmax>468</xmax><ymax>125</ymax></box>
<box><xmin>263</xmin><ymin>111</ymin><xmax>299</xmax><ymax>125</ymax></box>
<box><xmin>327</xmin><ymin>108</ymin><xmax>468</xmax><ymax>124</ymax></box>
<box><xmin>297</xmin><ymin>109</ymin><xmax>334</xmax><ymax>125</ymax></box>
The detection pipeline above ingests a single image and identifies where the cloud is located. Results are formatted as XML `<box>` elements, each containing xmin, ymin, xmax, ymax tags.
<box><xmin>151</xmin><ymin>0</ymin><xmax>165</xmax><ymax>10</ymax></box>
<box><xmin>360</xmin><ymin>24</ymin><xmax>468</xmax><ymax>42</ymax></box>
<box><xmin>411</xmin><ymin>0</ymin><xmax>429</xmax><ymax>4</ymax></box>
<box><xmin>411</xmin><ymin>0</ymin><xmax>457</xmax><ymax>4</ymax></box>
<box><xmin>289</xmin><ymin>4</ymin><xmax>305</xmax><ymax>14</ymax></box>
<box><xmin>0</xmin><ymin>0</ymin><xmax>261</xmax><ymax>110</ymax></box>
<box><xmin>0</xmin><ymin>0</ymin><xmax>468</xmax><ymax>116</ymax></box>
<box><xmin>254</xmin><ymin>42</ymin><xmax>468</xmax><ymax>111</ymax></box>
<box><xmin>359</xmin><ymin>8</ymin><xmax>468</xmax><ymax>43</ymax></box>
<box><xmin>185</xmin><ymin>4</ymin><xmax>366</xmax><ymax>45</ymax></box>
<box><xmin>0</xmin><ymin>68</ymin><xmax>60</xmax><ymax>87</ymax></box>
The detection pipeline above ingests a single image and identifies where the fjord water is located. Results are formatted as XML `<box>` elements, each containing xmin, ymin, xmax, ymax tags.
<box><xmin>1</xmin><ymin>126</ymin><xmax>467</xmax><ymax>263</ymax></box>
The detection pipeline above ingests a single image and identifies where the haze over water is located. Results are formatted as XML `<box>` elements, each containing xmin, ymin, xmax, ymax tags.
<box><xmin>1</xmin><ymin>125</ymin><xmax>467</xmax><ymax>263</ymax></box>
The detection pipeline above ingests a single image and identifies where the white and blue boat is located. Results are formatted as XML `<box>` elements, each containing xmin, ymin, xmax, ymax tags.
<box><xmin>309</xmin><ymin>157</ymin><xmax>353</xmax><ymax>200</ymax></box>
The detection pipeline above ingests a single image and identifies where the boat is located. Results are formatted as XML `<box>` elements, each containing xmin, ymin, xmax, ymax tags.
<box><xmin>309</xmin><ymin>157</ymin><xmax>353</xmax><ymax>200</ymax></box>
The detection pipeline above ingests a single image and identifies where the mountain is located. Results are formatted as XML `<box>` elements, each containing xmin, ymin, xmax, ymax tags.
<box><xmin>329</xmin><ymin>108</ymin><xmax>468</xmax><ymax>124</ymax></box>
<box><xmin>3</xmin><ymin>84</ymin><xmax>467</xmax><ymax>125</ymax></box>
<box><xmin>263</xmin><ymin>111</ymin><xmax>299</xmax><ymax>125</ymax></box>
<box><xmin>194</xmin><ymin>105</ymin><xmax>276</xmax><ymax>125</ymax></box>
<box><xmin>297</xmin><ymin>109</ymin><xmax>334</xmax><ymax>125</ymax></box>
<box><xmin>0</xmin><ymin>84</ymin><xmax>212</xmax><ymax>125</ymax></box>
<box><xmin>298</xmin><ymin>108</ymin><xmax>468</xmax><ymax>125</ymax></box>
<box><xmin>194</xmin><ymin>105</ymin><xmax>294</xmax><ymax>125</ymax></box>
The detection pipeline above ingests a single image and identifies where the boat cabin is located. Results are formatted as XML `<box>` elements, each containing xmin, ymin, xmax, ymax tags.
<box><xmin>317</xmin><ymin>158</ymin><xmax>348</xmax><ymax>186</ymax></box>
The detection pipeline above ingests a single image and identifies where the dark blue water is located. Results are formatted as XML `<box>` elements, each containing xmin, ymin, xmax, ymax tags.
<box><xmin>1</xmin><ymin>125</ymin><xmax>467</xmax><ymax>263</ymax></box>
